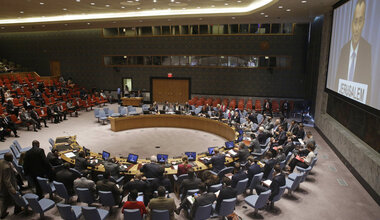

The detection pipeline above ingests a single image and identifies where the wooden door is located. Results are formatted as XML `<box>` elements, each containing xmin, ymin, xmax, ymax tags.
<box><xmin>152</xmin><ymin>78</ymin><xmax>189</xmax><ymax>104</ymax></box>
<box><xmin>50</xmin><ymin>61</ymin><xmax>61</xmax><ymax>77</ymax></box>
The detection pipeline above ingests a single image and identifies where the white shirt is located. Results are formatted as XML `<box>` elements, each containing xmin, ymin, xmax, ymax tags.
<box><xmin>348</xmin><ymin>41</ymin><xmax>359</xmax><ymax>81</ymax></box>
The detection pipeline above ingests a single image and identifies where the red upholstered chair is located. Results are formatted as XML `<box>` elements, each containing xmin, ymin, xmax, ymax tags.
<box><xmin>255</xmin><ymin>100</ymin><xmax>262</xmax><ymax>112</ymax></box>
<box><xmin>272</xmin><ymin>100</ymin><xmax>280</xmax><ymax>116</ymax></box>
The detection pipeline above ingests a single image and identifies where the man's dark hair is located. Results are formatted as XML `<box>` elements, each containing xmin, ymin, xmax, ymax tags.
<box><xmin>103</xmin><ymin>171</ymin><xmax>111</xmax><ymax>179</ymax></box>
<box><xmin>222</xmin><ymin>177</ymin><xmax>232</xmax><ymax>186</ymax></box>
<box><xmin>78</xmin><ymin>151</ymin><xmax>85</xmax><ymax>158</ymax></box>
<box><xmin>64</xmin><ymin>162</ymin><xmax>71</xmax><ymax>169</ymax></box>
<box><xmin>52</xmin><ymin>149</ymin><xmax>58</xmax><ymax>153</ymax></box>
<box><xmin>188</xmin><ymin>168</ymin><xmax>195</xmax><ymax>179</ymax></box>
<box><xmin>199</xmin><ymin>182</ymin><xmax>207</xmax><ymax>193</ymax></box>
<box><xmin>129</xmin><ymin>189</ymin><xmax>138</xmax><ymax>201</ymax></box>
<box><xmin>32</xmin><ymin>140</ymin><xmax>39</xmax><ymax>148</ymax></box>
<box><xmin>157</xmin><ymin>186</ymin><xmax>166</xmax><ymax>197</ymax></box>
<box><xmin>274</xmin><ymin>164</ymin><xmax>281</xmax><ymax>173</ymax></box>
<box><xmin>234</xmin><ymin>162</ymin><xmax>241</xmax><ymax>172</ymax></box>
<box><xmin>265</xmin><ymin>151</ymin><xmax>273</xmax><ymax>158</ymax></box>
<box><xmin>4</xmin><ymin>152</ymin><xmax>13</xmax><ymax>162</ymax></box>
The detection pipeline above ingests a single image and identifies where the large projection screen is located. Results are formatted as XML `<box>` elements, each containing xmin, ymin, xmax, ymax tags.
<box><xmin>326</xmin><ymin>0</ymin><xmax>380</xmax><ymax>110</ymax></box>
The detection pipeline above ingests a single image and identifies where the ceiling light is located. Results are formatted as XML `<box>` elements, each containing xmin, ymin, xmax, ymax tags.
<box><xmin>87</xmin><ymin>22</ymin><xmax>91</xmax><ymax>25</ymax></box>
<box><xmin>260</xmin><ymin>12</ymin><xmax>264</xmax><ymax>15</ymax></box>
<box><xmin>232</xmin><ymin>17</ymin><xmax>236</xmax><ymax>19</ymax></box>
<box><xmin>171</xmin><ymin>0</ymin><xmax>174</xmax><ymax>2</ymax></box>
<box><xmin>121</xmin><ymin>6</ymin><xmax>125</xmax><ymax>8</ymax></box>
<box><xmin>301</xmin><ymin>0</ymin><xmax>307</xmax><ymax>3</ymax></box>
<box><xmin>76</xmin><ymin>0</ymin><xmax>80</xmax><ymax>2</ymax></box>
<box><xmin>90</xmin><ymin>2</ymin><xmax>95</xmax><ymax>5</ymax></box>
<box><xmin>42</xmin><ymin>25</ymin><xmax>45</xmax><ymax>27</ymax></box>
<box><xmin>237</xmin><ymin>0</ymin><xmax>242</xmax><ymax>2</ymax></box>
<box><xmin>278</xmin><ymin>6</ymin><xmax>283</xmax><ymax>8</ymax></box>
<box><xmin>225</xmin><ymin>3</ymin><xmax>229</xmax><ymax>6</ymax></box>
<box><xmin>20</xmin><ymin>26</ymin><xmax>24</xmax><ymax>28</ymax></box>
<box><xmin>40</xmin><ymin>2</ymin><xmax>44</xmax><ymax>5</ymax></box>
<box><xmin>211</xmin><ymin>5</ymin><xmax>215</xmax><ymax>7</ymax></box>
<box><xmin>137</xmin><ymin>7</ymin><xmax>141</xmax><ymax>10</ymax></box>
<box><xmin>105</xmin><ymin>4</ymin><xmax>110</xmax><ymax>7</ymax></box>
<box><xmin>136</xmin><ymin>0</ymin><xmax>140</xmax><ymax>1</ymax></box>
<box><xmin>199</xmin><ymin>18</ymin><xmax>203</xmax><ymax>20</ymax></box>
<box><xmin>286</xmin><ymin>9</ymin><xmax>291</xmax><ymax>11</ymax></box>
<box><xmin>265</xmin><ymin>15</ymin><xmax>268</xmax><ymax>17</ymax></box>
<box><xmin>265</xmin><ymin>56</ymin><xmax>269</xmax><ymax>59</ymax></box>
<box><xmin>153</xmin><ymin>0</ymin><xmax>157</xmax><ymax>2</ymax></box>
<box><xmin>1</xmin><ymin>27</ymin><xmax>4</xmax><ymax>29</ymax></box>
<box><xmin>63</xmin><ymin>8</ymin><xmax>67</xmax><ymax>11</ymax></box>
<box><xmin>20</xmin><ymin>11</ymin><xmax>24</xmax><ymax>14</ymax></box>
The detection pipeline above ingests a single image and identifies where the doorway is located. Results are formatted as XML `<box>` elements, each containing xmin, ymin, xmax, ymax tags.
<box><xmin>151</xmin><ymin>77</ymin><xmax>190</xmax><ymax>104</ymax></box>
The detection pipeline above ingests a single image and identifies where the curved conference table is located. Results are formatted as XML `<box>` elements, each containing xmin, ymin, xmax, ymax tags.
<box><xmin>54</xmin><ymin>114</ymin><xmax>251</xmax><ymax>176</ymax></box>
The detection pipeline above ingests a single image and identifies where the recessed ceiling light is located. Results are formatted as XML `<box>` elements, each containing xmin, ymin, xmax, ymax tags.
<box><xmin>42</xmin><ymin>25</ymin><xmax>45</xmax><ymax>27</ymax></box>
<box><xmin>199</xmin><ymin>18</ymin><xmax>203</xmax><ymax>20</ymax></box>
<box><xmin>237</xmin><ymin>0</ymin><xmax>242</xmax><ymax>3</ymax></box>
<box><xmin>20</xmin><ymin>26</ymin><xmax>24</xmax><ymax>28</ymax></box>
<box><xmin>286</xmin><ymin>9</ymin><xmax>291</xmax><ymax>11</ymax></box>
<box><xmin>232</xmin><ymin>17</ymin><xmax>236</xmax><ymax>19</ymax></box>
<box><xmin>153</xmin><ymin>0</ymin><xmax>157</xmax><ymax>2</ymax></box>
<box><xmin>105</xmin><ymin>4</ymin><xmax>110</xmax><ymax>7</ymax></box>
<box><xmin>225</xmin><ymin>3</ymin><xmax>229</xmax><ymax>6</ymax></box>
<box><xmin>265</xmin><ymin>15</ymin><xmax>269</xmax><ymax>17</ymax></box>
<box><xmin>63</xmin><ymin>8</ymin><xmax>67</xmax><ymax>11</ymax></box>
<box><xmin>40</xmin><ymin>2</ymin><xmax>44</xmax><ymax>5</ymax></box>
<box><xmin>136</xmin><ymin>0</ymin><xmax>139</xmax><ymax>1</ymax></box>
<box><xmin>260</xmin><ymin>12</ymin><xmax>265</xmax><ymax>15</ymax></box>
<box><xmin>278</xmin><ymin>6</ymin><xmax>283</xmax><ymax>9</ymax></box>
<box><xmin>64</xmin><ymin>24</ymin><xmax>68</xmax><ymax>26</ymax></box>
<box><xmin>20</xmin><ymin>11</ymin><xmax>24</xmax><ymax>14</ymax></box>
<box><xmin>171</xmin><ymin>0</ymin><xmax>174</xmax><ymax>2</ymax></box>
<box><xmin>301</xmin><ymin>0</ymin><xmax>307</xmax><ymax>3</ymax></box>
<box><xmin>121</xmin><ymin>6</ymin><xmax>125</xmax><ymax>8</ymax></box>
<box><xmin>76</xmin><ymin>0</ymin><xmax>80</xmax><ymax>2</ymax></box>
<box><xmin>1</xmin><ymin>27</ymin><xmax>4</xmax><ymax>29</ymax></box>
<box><xmin>90</xmin><ymin>2</ymin><xmax>95</xmax><ymax>5</ymax></box>
<box><xmin>211</xmin><ymin>5</ymin><xmax>215</xmax><ymax>7</ymax></box>
<box><xmin>87</xmin><ymin>22</ymin><xmax>91</xmax><ymax>25</ymax></box>
<box><xmin>137</xmin><ymin>7</ymin><xmax>141</xmax><ymax>9</ymax></box>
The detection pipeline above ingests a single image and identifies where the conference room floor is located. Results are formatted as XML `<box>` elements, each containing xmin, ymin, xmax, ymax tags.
<box><xmin>1</xmin><ymin>103</ymin><xmax>379</xmax><ymax>220</ymax></box>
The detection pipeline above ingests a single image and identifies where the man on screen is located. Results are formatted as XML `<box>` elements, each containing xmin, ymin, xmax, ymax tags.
<box><xmin>335</xmin><ymin>0</ymin><xmax>372</xmax><ymax>104</ymax></box>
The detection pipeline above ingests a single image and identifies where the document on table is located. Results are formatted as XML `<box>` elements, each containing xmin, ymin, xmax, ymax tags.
<box><xmin>64</xmin><ymin>152</ymin><xmax>76</xmax><ymax>158</ymax></box>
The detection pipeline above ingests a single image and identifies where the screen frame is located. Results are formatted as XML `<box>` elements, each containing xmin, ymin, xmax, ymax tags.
<box><xmin>102</xmin><ymin>151</ymin><xmax>110</xmax><ymax>160</ymax></box>
<box><xmin>185</xmin><ymin>152</ymin><xmax>196</xmax><ymax>161</ymax></box>
<box><xmin>208</xmin><ymin>147</ymin><xmax>216</xmax><ymax>155</ymax></box>
<box><xmin>324</xmin><ymin>0</ymin><xmax>380</xmax><ymax>116</ymax></box>
<box><xmin>157</xmin><ymin>154</ymin><xmax>168</xmax><ymax>163</ymax></box>
<box><xmin>225</xmin><ymin>141</ymin><xmax>235</xmax><ymax>149</ymax></box>
<box><xmin>127</xmin><ymin>153</ymin><xmax>139</xmax><ymax>164</ymax></box>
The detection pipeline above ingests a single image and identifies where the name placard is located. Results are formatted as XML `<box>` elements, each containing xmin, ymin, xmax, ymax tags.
<box><xmin>338</xmin><ymin>79</ymin><xmax>368</xmax><ymax>104</ymax></box>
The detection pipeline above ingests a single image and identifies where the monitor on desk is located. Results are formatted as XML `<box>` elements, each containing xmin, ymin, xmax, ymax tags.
<box><xmin>237</xmin><ymin>129</ymin><xmax>243</xmax><ymax>136</ymax></box>
<box><xmin>225</xmin><ymin>141</ymin><xmax>235</xmax><ymax>149</ymax></box>
<box><xmin>208</xmin><ymin>147</ymin><xmax>216</xmax><ymax>155</ymax></box>
<box><xmin>102</xmin><ymin>151</ymin><xmax>110</xmax><ymax>161</ymax></box>
<box><xmin>127</xmin><ymin>153</ymin><xmax>139</xmax><ymax>164</ymax></box>
<box><xmin>157</xmin><ymin>154</ymin><xmax>168</xmax><ymax>163</ymax></box>
<box><xmin>55</xmin><ymin>137</ymin><xmax>69</xmax><ymax>143</ymax></box>
<box><xmin>236</xmin><ymin>136</ymin><xmax>243</xmax><ymax>143</ymax></box>
<box><xmin>185</xmin><ymin>152</ymin><xmax>196</xmax><ymax>161</ymax></box>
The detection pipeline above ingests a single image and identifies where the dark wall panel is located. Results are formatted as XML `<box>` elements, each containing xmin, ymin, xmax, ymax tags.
<box><xmin>0</xmin><ymin>24</ymin><xmax>309</xmax><ymax>98</ymax></box>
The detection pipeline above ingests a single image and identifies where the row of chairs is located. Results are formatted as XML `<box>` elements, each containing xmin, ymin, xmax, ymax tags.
<box><xmin>94</xmin><ymin>106</ymin><xmax>138</xmax><ymax>124</ymax></box>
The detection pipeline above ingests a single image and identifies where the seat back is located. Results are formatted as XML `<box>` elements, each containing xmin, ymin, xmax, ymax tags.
<box><xmin>217</xmin><ymin>167</ymin><xmax>234</xmax><ymax>179</ymax></box>
<box><xmin>249</xmin><ymin>172</ymin><xmax>263</xmax><ymax>190</ymax></box>
<box><xmin>290</xmin><ymin>174</ymin><xmax>303</xmax><ymax>191</ymax></box>
<box><xmin>53</xmin><ymin>181</ymin><xmax>70</xmax><ymax>202</ymax></box>
<box><xmin>98</xmin><ymin>110</ymin><xmax>106</xmax><ymax>118</ymax></box>
<box><xmin>208</xmin><ymin>183</ymin><xmax>222</xmax><ymax>193</ymax></box>
<box><xmin>217</xmin><ymin>198</ymin><xmax>236</xmax><ymax>217</ymax></box>
<box><xmin>10</xmin><ymin>191</ymin><xmax>28</xmax><ymax>207</ymax></box>
<box><xmin>257</xmin><ymin>114</ymin><xmax>264</xmax><ymax>124</ymax></box>
<box><xmin>255</xmin><ymin>190</ymin><xmax>271</xmax><ymax>209</ymax></box>
<box><xmin>123</xmin><ymin>209</ymin><xmax>142</xmax><ymax>220</ymax></box>
<box><xmin>76</xmin><ymin>188</ymin><xmax>94</xmax><ymax>204</ymax></box>
<box><xmin>70</xmin><ymin>168</ymin><xmax>82</xmax><ymax>178</ymax></box>
<box><xmin>266</xmin><ymin>168</ymin><xmax>274</xmax><ymax>180</ymax></box>
<box><xmin>151</xmin><ymin>209</ymin><xmax>170</xmax><ymax>220</ymax></box>
<box><xmin>272</xmin><ymin>186</ymin><xmax>286</xmax><ymax>203</ymax></box>
<box><xmin>57</xmin><ymin>203</ymin><xmax>77</xmax><ymax>220</ymax></box>
<box><xmin>235</xmin><ymin>178</ymin><xmax>248</xmax><ymax>195</ymax></box>
<box><xmin>24</xmin><ymin>193</ymin><xmax>43</xmax><ymax>213</ymax></box>
<box><xmin>10</xmin><ymin>144</ymin><xmax>20</xmax><ymax>158</ymax></box>
<box><xmin>94</xmin><ymin>108</ymin><xmax>100</xmax><ymax>117</ymax></box>
<box><xmin>13</xmin><ymin>140</ymin><xmax>22</xmax><ymax>152</ymax></box>
<box><xmin>103</xmin><ymin>108</ymin><xmax>109</xmax><ymax>115</ymax></box>
<box><xmin>187</xmin><ymin>189</ymin><xmax>199</xmax><ymax>196</ymax></box>
<box><xmin>194</xmin><ymin>204</ymin><xmax>212</xmax><ymax>220</ymax></box>
<box><xmin>177</xmin><ymin>174</ymin><xmax>188</xmax><ymax>183</ymax></box>
<box><xmin>82</xmin><ymin>206</ymin><xmax>101</xmax><ymax>220</ymax></box>
<box><xmin>98</xmin><ymin>191</ymin><xmax>116</xmax><ymax>207</ymax></box>
<box><xmin>310</xmin><ymin>157</ymin><xmax>318</xmax><ymax>168</ymax></box>
<box><xmin>49</xmin><ymin>138</ymin><xmax>55</xmax><ymax>147</ymax></box>
<box><xmin>120</xmin><ymin>107</ymin><xmax>127</xmax><ymax>116</ymax></box>
<box><xmin>37</xmin><ymin>176</ymin><xmax>55</xmax><ymax>194</ymax></box>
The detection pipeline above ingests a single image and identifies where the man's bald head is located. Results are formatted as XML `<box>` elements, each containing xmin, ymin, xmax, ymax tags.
<box><xmin>351</xmin><ymin>0</ymin><xmax>366</xmax><ymax>48</ymax></box>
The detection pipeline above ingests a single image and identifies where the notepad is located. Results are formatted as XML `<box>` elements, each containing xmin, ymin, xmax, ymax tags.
<box><xmin>228</xmin><ymin>149</ymin><xmax>237</xmax><ymax>156</ymax></box>
<box><xmin>64</xmin><ymin>152</ymin><xmax>76</xmax><ymax>158</ymax></box>
<box><xmin>187</xmin><ymin>195</ymin><xmax>195</xmax><ymax>205</ymax></box>
<box><xmin>298</xmin><ymin>139</ymin><xmax>305</xmax><ymax>145</ymax></box>
<box><xmin>263</xmin><ymin>180</ymin><xmax>272</xmax><ymax>187</ymax></box>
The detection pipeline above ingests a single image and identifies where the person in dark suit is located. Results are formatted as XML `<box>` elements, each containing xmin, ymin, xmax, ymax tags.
<box><xmin>296</xmin><ymin>123</ymin><xmax>306</xmax><ymax>140</ymax></box>
<box><xmin>189</xmin><ymin>182</ymin><xmax>216</xmax><ymax>218</ymax></box>
<box><xmin>0</xmin><ymin>153</ymin><xmax>22</xmax><ymax>218</ymax></box>
<box><xmin>74</xmin><ymin>151</ymin><xmax>92</xmax><ymax>175</ymax></box>
<box><xmin>255</xmin><ymin>164</ymin><xmax>286</xmax><ymax>206</ymax></box>
<box><xmin>215</xmin><ymin>177</ymin><xmax>237</xmax><ymax>213</ymax></box>
<box><xmin>274</xmin><ymin>126</ymin><xmax>287</xmax><ymax>146</ymax></box>
<box><xmin>205</xmin><ymin>148</ymin><xmax>226</xmax><ymax>173</ymax></box>
<box><xmin>30</xmin><ymin>108</ymin><xmax>48</xmax><ymax>129</ymax></box>
<box><xmin>262</xmin><ymin>152</ymin><xmax>277</xmax><ymax>180</ymax></box>
<box><xmin>281</xmin><ymin>100</ymin><xmax>289</xmax><ymax>118</ymax></box>
<box><xmin>46</xmin><ymin>149</ymin><xmax>63</xmax><ymax>166</ymax></box>
<box><xmin>247</xmin><ymin>156</ymin><xmax>263</xmax><ymax>186</ymax></box>
<box><xmin>0</xmin><ymin>114</ymin><xmax>18</xmax><ymax>138</ymax></box>
<box><xmin>19</xmin><ymin>108</ymin><xmax>38</xmax><ymax>131</ymax></box>
<box><xmin>123</xmin><ymin>173</ymin><xmax>152</xmax><ymax>206</ymax></box>
<box><xmin>233</xmin><ymin>143</ymin><xmax>250</xmax><ymax>164</ymax></box>
<box><xmin>257</xmin><ymin>127</ymin><xmax>270</xmax><ymax>145</ymax></box>
<box><xmin>262</xmin><ymin>99</ymin><xmax>272</xmax><ymax>117</ymax></box>
<box><xmin>231</xmin><ymin>162</ymin><xmax>248</xmax><ymax>188</ymax></box>
<box><xmin>289</xmin><ymin>120</ymin><xmax>299</xmax><ymax>136</ymax></box>
<box><xmin>23</xmin><ymin>140</ymin><xmax>52</xmax><ymax>198</ymax></box>
<box><xmin>22</xmin><ymin>99</ymin><xmax>33</xmax><ymax>110</ymax></box>
<box><xmin>104</xmin><ymin>157</ymin><xmax>120</xmax><ymax>180</ymax></box>
<box><xmin>179</xmin><ymin>168</ymin><xmax>202</xmax><ymax>201</ymax></box>
<box><xmin>55</xmin><ymin>163</ymin><xmax>77</xmax><ymax>196</ymax></box>
<box><xmin>151</xmin><ymin>167</ymin><xmax>172</xmax><ymax>193</ymax></box>
<box><xmin>140</xmin><ymin>156</ymin><xmax>163</xmax><ymax>178</ymax></box>
<box><xmin>148</xmin><ymin>186</ymin><xmax>177</xmax><ymax>220</ymax></box>
<box><xmin>6</xmin><ymin>100</ymin><xmax>19</xmax><ymax>116</ymax></box>
<box><xmin>249</xmin><ymin>134</ymin><xmax>261</xmax><ymax>153</ymax></box>
<box><xmin>96</xmin><ymin>171</ymin><xmax>122</xmax><ymax>205</ymax></box>
<box><xmin>335</xmin><ymin>0</ymin><xmax>372</xmax><ymax>104</ymax></box>
<box><xmin>52</xmin><ymin>103</ymin><xmax>66</xmax><ymax>121</ymax></box>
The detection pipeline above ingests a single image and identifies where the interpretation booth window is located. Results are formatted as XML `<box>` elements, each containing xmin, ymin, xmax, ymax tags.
<box><xmin>103</xmin><ymin>23</ymin><xmax>295</xmax><ymax>37</ymax></box>
<box><xmin>104</xmin><ymin>55</ymin><xmax>290</xmax><ymax>68</ymax></box>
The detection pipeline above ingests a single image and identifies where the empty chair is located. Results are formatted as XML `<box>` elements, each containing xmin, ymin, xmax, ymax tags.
<box><xmin>57</xmin><ymin>203</ymin><xmax>82</xmax><ymax>220</ymax></box>
<box><xmin>82</xmin><ymin>206</ymin><xmax>109</xmax><ymax>220</ymax></box>
<box><xmin>123</xmin><ymin>209</ymin><xmax>142</xmax><ymax>220</ymax></box>
<box><xmin>94</xmin><ymin>108</ymin><xmax>100</xmax><ymax>122</ymax></box>
<box><xmin>98</xmin><ymin>191</ymin><xmax>120</xmax><ymax>211</ymax></box>
<box><xmin>120</xmin><ymin>107</ymin><xmax>127</xmax><ymax>116</ymax></box>
<box><xmin>24</xmin><ymin>193</ymin><xmax>55</xmax><ymax>218</ymax></box>
<box><xmin>244</xmin><ymin>189</ymin><xmax>271</xmax><ymax>215</ymax></box>
<box><xmin>213</xmin><ymin>198</ymin><xmax>236</xmax><ymax>218</ymax></box>
<box><xmin>208</xmin><ymin>183</ymin><xmax>222</xmax><ymax>193</ymax></box>
<box><xmin>151</xmin><ymin>209</ymin><xmax>170</xmax><ymax>220</ymax></box>
<box><xmin>191</xmin><ymin>204</ymin><xmax>213</xmax><ymax>220</ymax></box>
<box><xmin>234</xmin><ymin>178</ymin><xmax>248</xmax><ymax>196</ymax></box>
<box><xmin>13</xmin><ymin>140</ymin><xmax>31</xmax><ymax>152</ymax></box>
<box><xmin>110</xmin><ymin>109</ymin><xmax>120</xmax><ymax>117</ymax></box>
<box><xmin>76</xmin><ymin>188</ymin><xmax>95</xmax><ymax>205</ymax></box>
<box><xmin>37</xmin><ymin>176</ymin><xmax>56</xmax><ymax>199</ymax></box>
<box><xmin>10</xmin><ymin>144</ymin><xmax>21</xmax><ymax>159</ymax></box>
<box><xmin>285</xmin><ymin>174</ymin><xmax>303</xmax><ymax>194</ymax></box>
<box><xmin>48</xmin><ymin>138</ymin><xmax>55</xmax><ymax>147</ymax></box>
<box><xmin>53</xmin><ymin>181</ymin><xmax>70</xmax><ymax>203</ymax></box>
<box><xmin>103</xmin><ymin>108</ymin><xmax>110</xmax><ymax>117</ymax></box>
<box><xmin>248</xmin><ymin>172</ymin><xmax>264</xmax><ymax>194</ymax></box>
<box><xmin>98</xmin><ymin>110</ymin><xmax>108</xmax><ymax>125</ymax></box>
<box><xmin>10</xmin><ymin>191</ymin><xmax>29</xmax><ymax>211</ymax></box>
